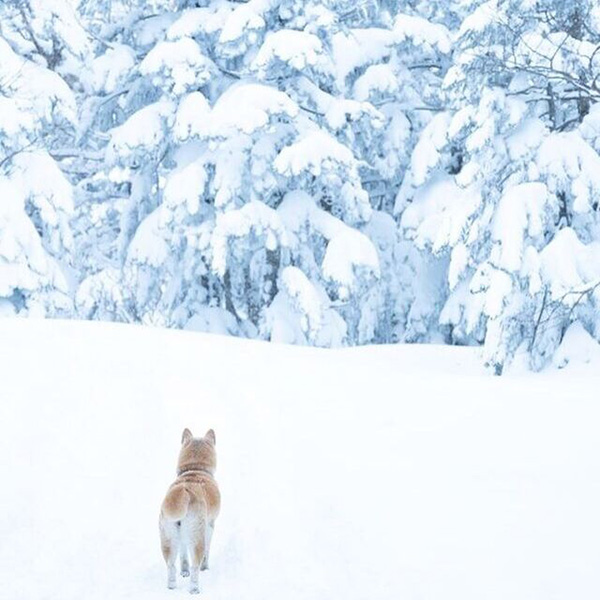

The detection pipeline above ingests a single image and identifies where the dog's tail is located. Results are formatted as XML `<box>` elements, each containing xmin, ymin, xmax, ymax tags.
<box><xmin>162</xmin><ymin>485</ymin><xmax>190</xmax><ymax>521</ymax></box>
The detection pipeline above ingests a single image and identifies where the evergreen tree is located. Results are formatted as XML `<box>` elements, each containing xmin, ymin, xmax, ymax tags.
<box><xmin>0</xmin><ymin>0</ymin><xmax>87</xmax><ymax>316</ymax></box>
<box><xmin>399</xmin><ymin>0</ymin><xmax>600</xmax><ymax>371</ymax></box>
<box><xmin>75</xmin><ymin>0</ymin><xmax>449</xmax><ymax>344</ymax></box>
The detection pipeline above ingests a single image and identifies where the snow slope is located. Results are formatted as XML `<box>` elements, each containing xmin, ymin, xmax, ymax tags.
<box><xmin>1</xmin><ymin>319</ymin><xmax>600</xmax><ymax>600</ymax></box>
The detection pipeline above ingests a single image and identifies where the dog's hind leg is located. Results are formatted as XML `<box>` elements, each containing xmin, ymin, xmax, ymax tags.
<box><xmin>201</xmin><ymin>522</ymin><xmax>214</xmax><ymax>571</ymax></box>
<box><xmin>160</xmin><ymin>524</ymin><xmax>179</xmax><ymax>589</ymax></box>
<box><xmin>180</xmin><ymin>542</ymin><xmax>190</xmax><ymax>577</ymax></box>
<box><xmin>189</xmin><ymin>536</ymin><xmax>206</xmax><ymax>595</ymax></box>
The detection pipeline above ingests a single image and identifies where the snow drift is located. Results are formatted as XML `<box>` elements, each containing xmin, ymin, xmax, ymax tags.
<box><xmin>1</xmin><ymin>319</ymin><xmax>600</xmax><ymax>600</ymax></box>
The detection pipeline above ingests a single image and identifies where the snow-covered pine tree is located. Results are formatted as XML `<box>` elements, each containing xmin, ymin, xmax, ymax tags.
<box><xmin>0</xmin><ymin>0</ymin><xmax>88</xmax><ymax>316</ymax></box>
<box><xmin>74</xmin><ymin>0</ymin><xmax>451</xmax><ymax>345</ymax></box>
<box><xmin>398</xmin><ymin>0</ymin><xmax>600</xmax><ymax>371</ymax></box>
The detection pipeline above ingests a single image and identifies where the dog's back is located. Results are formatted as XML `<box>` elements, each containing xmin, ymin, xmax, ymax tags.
<box><xmin>160</xmin><ymin>428</ymin><xmax>220</xmax><ymax>594</ymax></box>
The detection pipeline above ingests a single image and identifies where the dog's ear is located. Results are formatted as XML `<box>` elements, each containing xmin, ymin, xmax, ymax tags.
<box><xmin>181</xmin><ymin>428</ymin><xmax>193</xmax><ymax>444</ymax></box>
<box><xmin>205</xmin><ymin>429</ymin><xmax>216</xmax><ymax>445</ymax></box>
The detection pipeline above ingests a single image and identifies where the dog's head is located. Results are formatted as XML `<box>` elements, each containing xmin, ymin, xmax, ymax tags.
<box><xmin>177</xmin><ymin>428</ymin><xmax>217</xmax><ymax>475</ymax></box>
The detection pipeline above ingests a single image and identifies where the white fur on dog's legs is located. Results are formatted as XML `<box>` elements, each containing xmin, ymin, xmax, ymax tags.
<box><xmin>189</xmin><ymin>566</ymin><xmax>200</xmax><ymax>595</ymax></box>
<box><xmin>167</xmin><ymin>564</ymin><xmax>177</xmax><ymax>590</ymax></box>
<box><xmin>201</xmin><ymin>523</ymin><xmax>214</xmax><ymax>571</ymax></box>
<box><xmin>181</xmin><ymin>547</ymin><xmax>190</xmax><ymax>577</ymax></box>
<box><xmin>161</xmin><ymin>525</ymin><xmax>179</xmax><ymax>590</ymax></box>
<box><xmin>189</xmin><ymin>536</ymin><xmax>205</xmax><ymax>594</ymax></box>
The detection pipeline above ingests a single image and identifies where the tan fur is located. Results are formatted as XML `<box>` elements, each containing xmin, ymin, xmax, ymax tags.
<box><xmin>159</xmin><ymin>428</ymin><xmax>220</xmax><ymax>594</ymax></box>
<box><xmin>161</xmin><ymin>485</ymin><xmax>190</xmax><ymax>521</ymax></box>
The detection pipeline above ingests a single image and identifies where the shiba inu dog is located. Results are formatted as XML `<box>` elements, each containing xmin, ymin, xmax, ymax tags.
<box><xmin>159</xmin><ymin>428</ymin><xmax>221</xmax><ymax>594</ymax></box>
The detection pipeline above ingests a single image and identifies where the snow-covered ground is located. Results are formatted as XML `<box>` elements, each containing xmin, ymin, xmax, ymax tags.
<box><xmin>1</xmin><ymin>319</ymin><xmax>600</xmax><ymax>600</ymax></box>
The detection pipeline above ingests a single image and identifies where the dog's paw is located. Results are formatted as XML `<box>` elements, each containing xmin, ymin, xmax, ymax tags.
<box><xmin>200</xmin><ymin>563</ymin><xmax>209</xmax><ymax>572</ymax></box>
<box><xmin>181</xmin><ymin>568</ymin><xmax>190</xmax><ymax>577</ymax></box>
<box><xmin>167</xmin><ymin>580</ymin><xmax>177</xmax><ymax>590</ymax></box>
<box><xmin>189</xmin><ymin>585</ymin><xmax>200</xmax><ymax>595</ymax></box>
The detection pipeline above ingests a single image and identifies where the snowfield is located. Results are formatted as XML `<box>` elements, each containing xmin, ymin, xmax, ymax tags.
<box><xmin>1</xmin><ymin>319</ymin><xmax>600</xmax><ymax>600</ymax></box>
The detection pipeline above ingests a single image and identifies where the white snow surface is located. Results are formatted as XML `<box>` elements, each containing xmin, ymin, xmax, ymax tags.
<box><xmin>207</xmin><ymin>83</ymin><xmax>298</xmax><ymax>138</ymax></box>
<box><xmin>85</xmin><ymin>44</ymin><xmax>136</xmax><ymax>94</ymax></box>
<box><xmin>2</xmin><ymin>320</ymin><xmax>600</xmax><ymax>600</ymax></box>
<box><xmin>253</xmin><ymin>29</ymin><xmax>326</xmax><ymax>76</ymax></box>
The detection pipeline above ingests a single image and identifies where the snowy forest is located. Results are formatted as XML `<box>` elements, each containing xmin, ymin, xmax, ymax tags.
<box><xmin>2</xmin><ymin>0</ymin><xmax>600</xmax><ymax>372</ymax></box>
